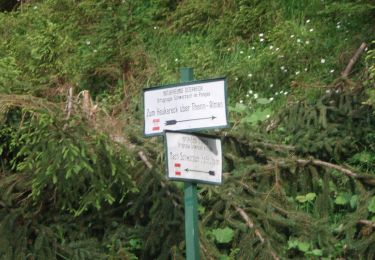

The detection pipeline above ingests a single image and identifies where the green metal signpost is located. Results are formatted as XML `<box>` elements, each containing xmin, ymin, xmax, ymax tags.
<box><xmin>181</xmin><ymin>68</ymin><xmax>200</xmax><ymax>260</ymax></box>
<box><xmin>143</xmin><ymin>67</ymin><xmax>227</xmax><ymax>259</ymax></box>
<box><xmin>184</xmin><ymin>182</ymin><xmax>200</xmax><ymax>260</ymax></box>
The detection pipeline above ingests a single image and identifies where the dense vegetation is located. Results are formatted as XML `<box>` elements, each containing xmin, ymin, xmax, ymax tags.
<box><xmin>0</xmin><ymin>0</ymin><xmax>374</xmax><ymax>259</ymax></box>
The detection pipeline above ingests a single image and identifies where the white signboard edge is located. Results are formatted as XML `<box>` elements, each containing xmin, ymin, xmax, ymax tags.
<box><xmin>143</xmin><ymin>77</ymin><xmax>229</xmax><ymax>137</ymax></box>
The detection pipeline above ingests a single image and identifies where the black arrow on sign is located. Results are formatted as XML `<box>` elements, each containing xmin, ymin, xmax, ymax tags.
<box><xmin>185</xmin><ymin>168</ymin><xmax>215</xmax><ymax>176</ymax></box>
<box><xmin>165</xmin><ymin>116</ymin><xmax>216</xmax><ymax>126</ymax></box>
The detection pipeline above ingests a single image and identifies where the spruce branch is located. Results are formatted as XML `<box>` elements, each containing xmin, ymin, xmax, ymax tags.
<box><xmin>234</xmin><ymin>205</ymin><xmax>282</xmax><ymax>260</ymax></box>
<box><xmin>228</xmin><ymin>135</ymin><xmax>296</xmax><ymax>153</ymax></box>
<box><xmin>295</xmin><ymin>158</ymin><xmax>375</xmax><ymax>186</ymax></box>
<box><xmin>234</xmin><ymin>205</ymin><xmax>280</xmax><ymax>260</ymax></box>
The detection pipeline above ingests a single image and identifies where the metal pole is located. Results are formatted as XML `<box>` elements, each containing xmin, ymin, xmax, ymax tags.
<box><xmin>180</xmin><ymin>68</ymin><xmax>200</xmax><ymax>260</ymax></box>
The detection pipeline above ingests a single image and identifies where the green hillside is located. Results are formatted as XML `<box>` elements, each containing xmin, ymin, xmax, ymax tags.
<box><xmin>0</xmin><ymin>0</ymin><xmax>375</xmax><ymax>259</ymax></box>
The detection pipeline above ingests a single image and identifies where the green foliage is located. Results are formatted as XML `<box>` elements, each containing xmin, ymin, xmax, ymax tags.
<box><xmin>230</xmin><ymin>100</ymin><xmax>273</xmax><ymax>127</ymax></box>
<box><xmin>334</xmin><ymin>192</ymin><xmax>351</xmax><ymax>206</ymax></box>
<box><xmin>368</xmin><ymin>196</ymin><xmax>375</xmax><ymax>213</ymax></box>
<box><xmin>209</xmin><ymin>227</ymin><xmax>234</xmax><ymax>244</ymax></box>
<box><xmin>296</xmin><ymin>192</ymin><xmax>316</xmax><ymax>203</ymax></box>
<box><xmin>287</xmin><ymin>239</ymin><xmax>310</xmax><ymax>253</ymax></box>
<box><xmin>9</xmin><ymin>112</ymin><xmax>136</xmax><ymax>216</ymax></box>
<box><xmin>0</xmin><ymin>56</ymin><xmax>22</xmax><ymax>93</ymax></box>
<box><xmin>0</xmin><ymin>0</ymin><xmax>374</xmax><ymax>259</ymax></box>
<box><xmin>287</xmin><ymin>239</ymin><xmax>323</xmax><ymax>257</ymax></box>
<box><xmin>366</xmin><ymin>41</ymin><xmax>375</xmax><ymax>86</ymax></box>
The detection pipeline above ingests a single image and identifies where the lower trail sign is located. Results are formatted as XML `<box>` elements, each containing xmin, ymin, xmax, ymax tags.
<box><xmin>165</xmin><ymin>131</ymin><xmax>222</xmax><ymax>185</ymax></box>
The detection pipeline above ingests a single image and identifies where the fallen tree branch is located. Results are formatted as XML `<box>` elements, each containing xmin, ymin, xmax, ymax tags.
<box><xmin>138</xmin><ymin>151</ymin><xmax>153</xmax><ymax>169</ymax></box>
<box><xmin>65</xmin><ymin>86</ymin><xmax>74</xmax><ymax>119</ymax></box>
<box><xmin>235</xmin><ymin>206</ymin><xmax>255</xmax><ymax>229</ymax></box>
<box><xmin>296</xmin><ymin>158</ymin><xmax>357</xmax><ymax>178</ymax></box>
<box><xmin>358</xmin><ymin>220</ymin><xmax>375</xmax><ymax>228</ymax></box>
<box><xmin>296</xmin><ymin>158</ymin><xmax>375</xmax><ymax>186</ymax></box>
<box><xmin>341</xmin><ymin>42</ymin><xmax>367</xmax><ymax>78</ymax></box>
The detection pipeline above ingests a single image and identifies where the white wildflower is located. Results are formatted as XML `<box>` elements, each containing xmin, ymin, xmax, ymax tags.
<box><xmin>266</xmin><ymin>114</ymin><xmax>270</xmax><ymax>118</ymax></box>
<box><xmin>269</xmin><ymin>97</ymin><xmax>274</xmax><ymax>101</ymax></box>
<box><xmin>93</xmin><ymin>49</ymin><xmax>97</xmax><ymax>53</ymax></box>
<box><xmin>247</xmin><ymin>55</ymin><xmax>251</xmax><ymax>59</ymax></box>
<box><xmin>86</xmin><ymin>40</ymin><xmax>91</xmax><ymax>45</ymax></box>
<box><xmin>254</xmin><ymin>93</ymin><xmax>258</xmax><ymax>99</ymax></box>
<box><xmin>248</xmin><ymin>73</ymin><xmax>253</xmax><ymax>78</ymax></box>
<box><xmin>309</xmin><ymin>28</ymin><xmax>314</xmax><ymax>32</ymax></box>
<box><xmin>269</xmin><ymin>45</ymin><xmax>274</xmax><ymax>50</ymax></box>
<box><xmin>321</xmin><ymin>58</ymin><xmax>326</xmax><ymax>64</ymax></box>
<box><xmin>297</xmin><ymin>39</ymin><xmax>301</xmax><ymax>43</ymax></box>
<box><xmin>290</xmin><ymin>34</ymin><xmax>295</xmax><ymax>38</ymax></box>
<box><xmin>246</xmin><ymin>94</ymin><xmax>249</xmax><ymax>98</ymax></box>
<box><xmin>336</xmin><ymin>25</ymin><xmax>341</xmax><ymax>29</ymax></box>
<box><xmin>259</xmin><ymin>33</ymin><xmax>264</xmax><ymax>37</ymax></box>
<box><xmin>305</xmin><ymin>40</ymin><xmax>310</xmax><ymax>44</ymax></box>
<box><xmin>276</xmin><ymin>47</ymin><xmax>280</xmax><ymax>51</ymax></box>
<box><xmin>154</xmin><ymin>26</ymin><xmax>157</xmax><ymax>30</ymax></box>
<box><xmin>175</xmin><ymin>58</ymin><xmax>178</xmax><ymax>62</ymax></box>
<box><xmin>284</xmin><ymin>91</ymin><xmax>288</xmax><ymax>95</ymax></box>
<box><xmin>295</xmin><ymin>71</ymin><xmax>300</xmax><ymax>75</ymax></box>
<box><xmin>304</xmin><ymin>68</ymin><xmax>308</xmax><ymax>71</ymax></box>
<box><xmin>260</xmin><ymin>38</ymin><xmax>265</xmax><ymax>42</ymax></box>
<box><xmin>251</xmin><ymin>46</ymin><xmax>255</xmax><ymax>50</ymax></box>
<box><xmin>235</xmin><ymin>77</ymin><xmax>238</xmax><ymax>81</ymax></box>
<box><xmin>280</xmin><ymin>66</ymin><xmax>285</xmax><ymax>70</ymax></box>
<box><xmin>330</xmin><ymin>69</ymin><xmax>335</xmax><ymax>73</ymax></box>
<box><xmin>326</xmin><ymin>90</ymin><xmax>331</xmax><ymax>94</ymax></box>
<box><xmin>306</xmin><ymin>19</ymin><xmax>310</xmax><ymax>23</ymax></box>
<box><xmin>239</xmin><ymin>100</ymin><xmax>243</xmax><ymax>104</ymax></box>
<box><xmin>240</xmin><ymin>50</ymin><xmax>244</xmax><ymax>54</ymax></box>
<box><xmin>248</xmin><ymin>90</ymin><xmax>253</xmax><ymax>94</ymax></box>
<box><xmin>270</xmin><ymin>84</ymin><xmax>274</xmax><ymax>88</ymax></box>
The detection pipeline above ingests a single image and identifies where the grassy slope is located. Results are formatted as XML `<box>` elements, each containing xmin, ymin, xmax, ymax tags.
<box><xmin>0</xmin><ymin>0</ymin><xmax>375</xmax><ymax>259</ymax></box>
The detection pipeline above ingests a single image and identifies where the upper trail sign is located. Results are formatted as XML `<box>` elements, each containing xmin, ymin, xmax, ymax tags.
<box><xmin>143</xmin><ymin>77</ymin><xmax>228</xmax><ymax>136</ymax></box>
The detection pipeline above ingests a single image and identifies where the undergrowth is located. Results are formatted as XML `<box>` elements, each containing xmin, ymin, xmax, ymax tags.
<box><xmin>0</xmin><ymin>0</ymin><xmax>374</xmax><ymax>259</ymax></box>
